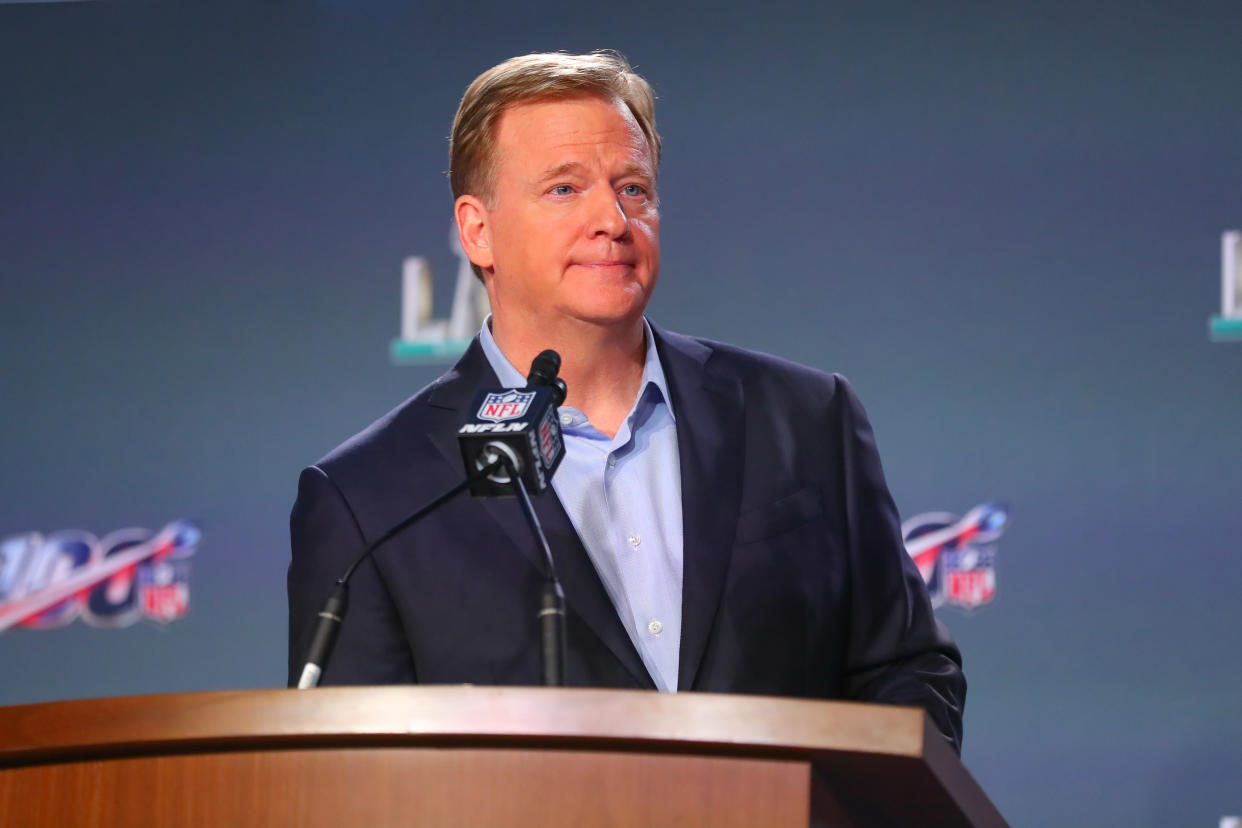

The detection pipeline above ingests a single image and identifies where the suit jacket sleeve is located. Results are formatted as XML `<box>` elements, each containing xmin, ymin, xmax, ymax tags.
<box><xmin>287</xmin><ymin>464</ymin><xmax>417</xmax><ymax>687</ymax></box>
<box><xmin>834</xmin><ymin>376</ymin><xmax>966</xmax><ymax>751</ymax></box>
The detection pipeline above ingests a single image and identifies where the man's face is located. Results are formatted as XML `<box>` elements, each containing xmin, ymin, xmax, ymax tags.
<box><xmin>465</xmin><ymin>95</ymin><xmax>660</xmax><ymax>331</ymax></box>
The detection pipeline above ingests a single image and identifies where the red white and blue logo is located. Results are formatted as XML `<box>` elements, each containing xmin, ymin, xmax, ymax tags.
<box><xmin>477</xmin><ymin>389</ymin><xmax>535</xmax><ymax>423</ymax></box>
<box><xmin>902</xmin><ymin>503</ymin><xmax>1009</xmax><ymax>611</ymax></box>
<box><xmin>0</xmin><ymin>520</ymin><xmax>200</xmax><ymax>633</ymax></box>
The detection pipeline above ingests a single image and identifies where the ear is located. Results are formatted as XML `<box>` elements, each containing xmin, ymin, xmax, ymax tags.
<box><xmin>454</xmin><ymin>195</ymin><xmax>494</xmax><ymax>273</ymax></box>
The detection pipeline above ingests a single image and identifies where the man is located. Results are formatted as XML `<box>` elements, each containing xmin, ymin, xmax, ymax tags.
<box><xmin>288</xmin><ymin>52</ymin><xmax>965</xmax><ymax>751</ymax></box>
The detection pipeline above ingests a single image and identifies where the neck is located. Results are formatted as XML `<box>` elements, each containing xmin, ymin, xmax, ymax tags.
<box><xmin>491</xmin><ymin>315</ymin><xmax>646</xmax><ymax>439</ymax></box>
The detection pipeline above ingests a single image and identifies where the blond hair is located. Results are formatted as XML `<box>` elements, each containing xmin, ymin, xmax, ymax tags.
<box><xmin>449</xmin><ymin>50</ymin><xmax>661</xmax><ymax>206</ymax></box>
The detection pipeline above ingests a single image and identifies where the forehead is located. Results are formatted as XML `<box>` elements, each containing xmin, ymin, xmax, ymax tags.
<box><xmin>492</xmin><ymin>95</ymin><xmax>654</xmax><ymax>175</ymax></box>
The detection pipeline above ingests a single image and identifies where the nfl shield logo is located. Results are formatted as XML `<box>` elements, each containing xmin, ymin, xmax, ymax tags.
<box><xmin>137</xmin><ymin>559</ymin><xmax>191</xmax><ymax>623</ymax></box>
<box><xmin>941</xmin><ymin>546</ymin><xmax>997</xmax><ymax>610</ymax></box>
<box><xmin>478</xmin><ymin>390</ymin><xmax>535</xmax><ymax>422</ymax></box>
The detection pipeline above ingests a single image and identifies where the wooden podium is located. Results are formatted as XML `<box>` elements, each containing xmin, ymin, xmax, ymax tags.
<box><xmin>0</xmin><ymin>686</ymin><xmax>1005</xmax><ymax>826</ymax></box>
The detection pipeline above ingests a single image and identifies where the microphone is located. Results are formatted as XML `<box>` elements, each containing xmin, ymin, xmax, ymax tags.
<box><xmin>297</xmin><ymin>350</ymin><xmax>570</xmax><ymax>690</ymax></box>
<box><xmin>457</xmin><ymin>348</ymin><xmax>569</xmax><ymax>685</ymax></box>
<box><xmin>526</xmin><ymin>349</ymin><xmax>562</xmax><ymax>388</ymax></box>
<box><xmin>296</xmin><ymin>457</ymin><xmax>503</xmax><ymax>689</ymax></box>
<box><xmin>457</xmin><ymin>349</ymin><xmax>567</xmax><ymax>498</ymax></box>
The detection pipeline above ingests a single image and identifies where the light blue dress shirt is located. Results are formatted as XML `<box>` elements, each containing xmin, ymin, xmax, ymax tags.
<box><xmin>480</xmin><ymin>319</ymin><xmax>684</xmax><ymax>692</ymax></box>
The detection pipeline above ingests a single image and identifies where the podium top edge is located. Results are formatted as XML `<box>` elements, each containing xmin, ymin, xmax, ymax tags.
<box><xmin>0</xmin><ymin>685</ymin><xmax>928</xmax><ymax>765</ymax></box>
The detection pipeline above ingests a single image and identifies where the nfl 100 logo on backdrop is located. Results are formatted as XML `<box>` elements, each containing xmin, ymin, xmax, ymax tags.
<box><xmin>0</xmin><ymin>520</ymin><xmax>200</xmax><ymax>633</ymax></box>
<box><xmin>903</xmin><ymin>503</ymin><xmax>1009</xmax><ymax>611</ymax></box>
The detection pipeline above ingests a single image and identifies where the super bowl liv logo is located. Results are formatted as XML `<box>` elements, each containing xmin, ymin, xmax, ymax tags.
<box><xmin>903</xmin><ymin>503</ymin><xmax>1009</xmax><ymax>611</ymax></box>
<box><xmin>0</xmin><ymin>520</ymin><xmax>200</xmax><ymax>632</ymax></box>
<box><xmin>1210</xmin><ymin>230</ymin><xmax>1242</xmax><ymax>341</ymax></box>
<box><xmin>390</xmin><ymin>223</ymin><xmax>490</xmax><ymax>364</ymax></box>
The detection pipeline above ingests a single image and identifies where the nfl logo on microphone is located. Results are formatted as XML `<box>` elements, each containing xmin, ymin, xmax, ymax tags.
<box><xmin>478</xmin><ymin>390</ymin><xmax>536</xmax><ymax>423</ymax></box>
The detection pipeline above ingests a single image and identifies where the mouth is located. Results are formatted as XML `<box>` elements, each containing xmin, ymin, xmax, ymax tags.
<box><xmin>574</xmin><ymin>261</ymin><xmax>634</xmax><ymax>271</ymax></box>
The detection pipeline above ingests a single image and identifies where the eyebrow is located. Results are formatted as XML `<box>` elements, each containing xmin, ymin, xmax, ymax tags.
<box><xmin>533</xmin><ymin>161</ymin><xmax>654</xmax><ymax>186</ymax></box>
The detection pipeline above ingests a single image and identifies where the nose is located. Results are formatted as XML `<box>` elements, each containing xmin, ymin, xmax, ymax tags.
<box><xmin>586</xmin><ymin>187</ymin><xmax>630</xmax><ymax>240</ymax></box>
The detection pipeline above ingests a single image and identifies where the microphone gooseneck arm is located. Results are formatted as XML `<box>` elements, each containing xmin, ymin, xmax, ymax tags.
<box><xmin>296</xmin><ymin>457</ymin><xmax>504</xmax><ymax>690</ymax></box>
<box><xmin>503</xmin><ymin>456</ymin><xmax>567</xmax><ymax>687</ymax></box>
<box><xmin>514</xmin><ymin>350</ymin><xmax>568</xmax><ymax>685</ymax></box>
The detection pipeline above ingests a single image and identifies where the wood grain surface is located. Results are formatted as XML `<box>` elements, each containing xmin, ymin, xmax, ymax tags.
<box><xmin>0</xmin><ymin>747</ymin><xmax>814</xmax><ymax>828</ymax></box>
<box><xmin>0</xmin><ymin>687</ymin><xmax>1006</xmax><ymax>827</ymax></box>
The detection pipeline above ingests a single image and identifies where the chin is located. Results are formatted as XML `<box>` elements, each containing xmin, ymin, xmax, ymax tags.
<box><xmin>561</xmin><ymin>299</ymin><xmax>647</xmax><ymax>328</ymax></box>
<box><xmin>558</xmin><ymin>283</ymin><xmax>649</xmax><ymax>323</ymax></box>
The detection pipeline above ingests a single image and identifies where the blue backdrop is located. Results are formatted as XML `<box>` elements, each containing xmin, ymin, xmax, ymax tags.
<box><xmin>2</xmin><ymin>2</ymin><xmax>1240</xmax><ymax>824</ymax></box>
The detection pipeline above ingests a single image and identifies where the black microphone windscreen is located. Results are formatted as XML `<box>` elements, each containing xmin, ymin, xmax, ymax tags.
<box><xmin>527</xmin><ymin>350</ymin><xmax>561</xmax><ymax>387</ymax></box>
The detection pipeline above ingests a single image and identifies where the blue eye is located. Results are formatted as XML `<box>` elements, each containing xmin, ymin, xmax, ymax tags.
<box><xmin>551</xmin><ymin>185</ymin><xmax>574</xmax><ymax>195</ymax></box>
<box><xmin>622</xmin><ymin>184</ymin><xmax>645</xmax><ymax>197</ymax></box>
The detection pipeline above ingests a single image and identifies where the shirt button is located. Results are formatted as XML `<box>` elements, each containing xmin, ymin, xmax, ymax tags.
<box><xmin>647</xmin><ymin>619</ymin><xmax>663</xmax><ymax>635</ymax></box>
<box><xmin>560</xmin><ymin>413</ymin><xmax>573</xmax><ymax>425</ymax></box>
<box><xmin>607</xmin><ymin>456</ymin><xmax>617</xmax><ymax>468</ymax></box>
<box><xmin>628</xmin><ymin>534</ymin><xmax>641</xmax><ymax>549</ymax></box>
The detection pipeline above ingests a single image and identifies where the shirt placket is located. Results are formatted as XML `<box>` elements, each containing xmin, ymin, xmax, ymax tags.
<box><xmin>607</xmin><ymin>417</ymin><xmax>663</xmax><ymax>687</ymax></box>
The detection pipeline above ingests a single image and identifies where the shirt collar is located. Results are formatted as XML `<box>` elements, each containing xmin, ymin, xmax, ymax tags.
<box><xmin>478</xmin><ymin>316</ymin><xmax>676</xmax><ymax>423</ymax></box>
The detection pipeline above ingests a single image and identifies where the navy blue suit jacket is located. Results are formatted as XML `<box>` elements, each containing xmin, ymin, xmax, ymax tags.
<box><xmin>288</xmin><ymin>327</ymin><xmax>965</xmax><ymax>751</ymax></box>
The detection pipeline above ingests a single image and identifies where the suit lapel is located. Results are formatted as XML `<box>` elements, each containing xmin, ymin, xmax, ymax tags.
<box><xmin>653</xmin><ymin>328</ymin><xmax>746</xmax><ymax>691</ymax></box>
<box><xmin>425</xmin><ymin>339</ymin><xmax>654</xmax><ymax>689</ymax></box>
